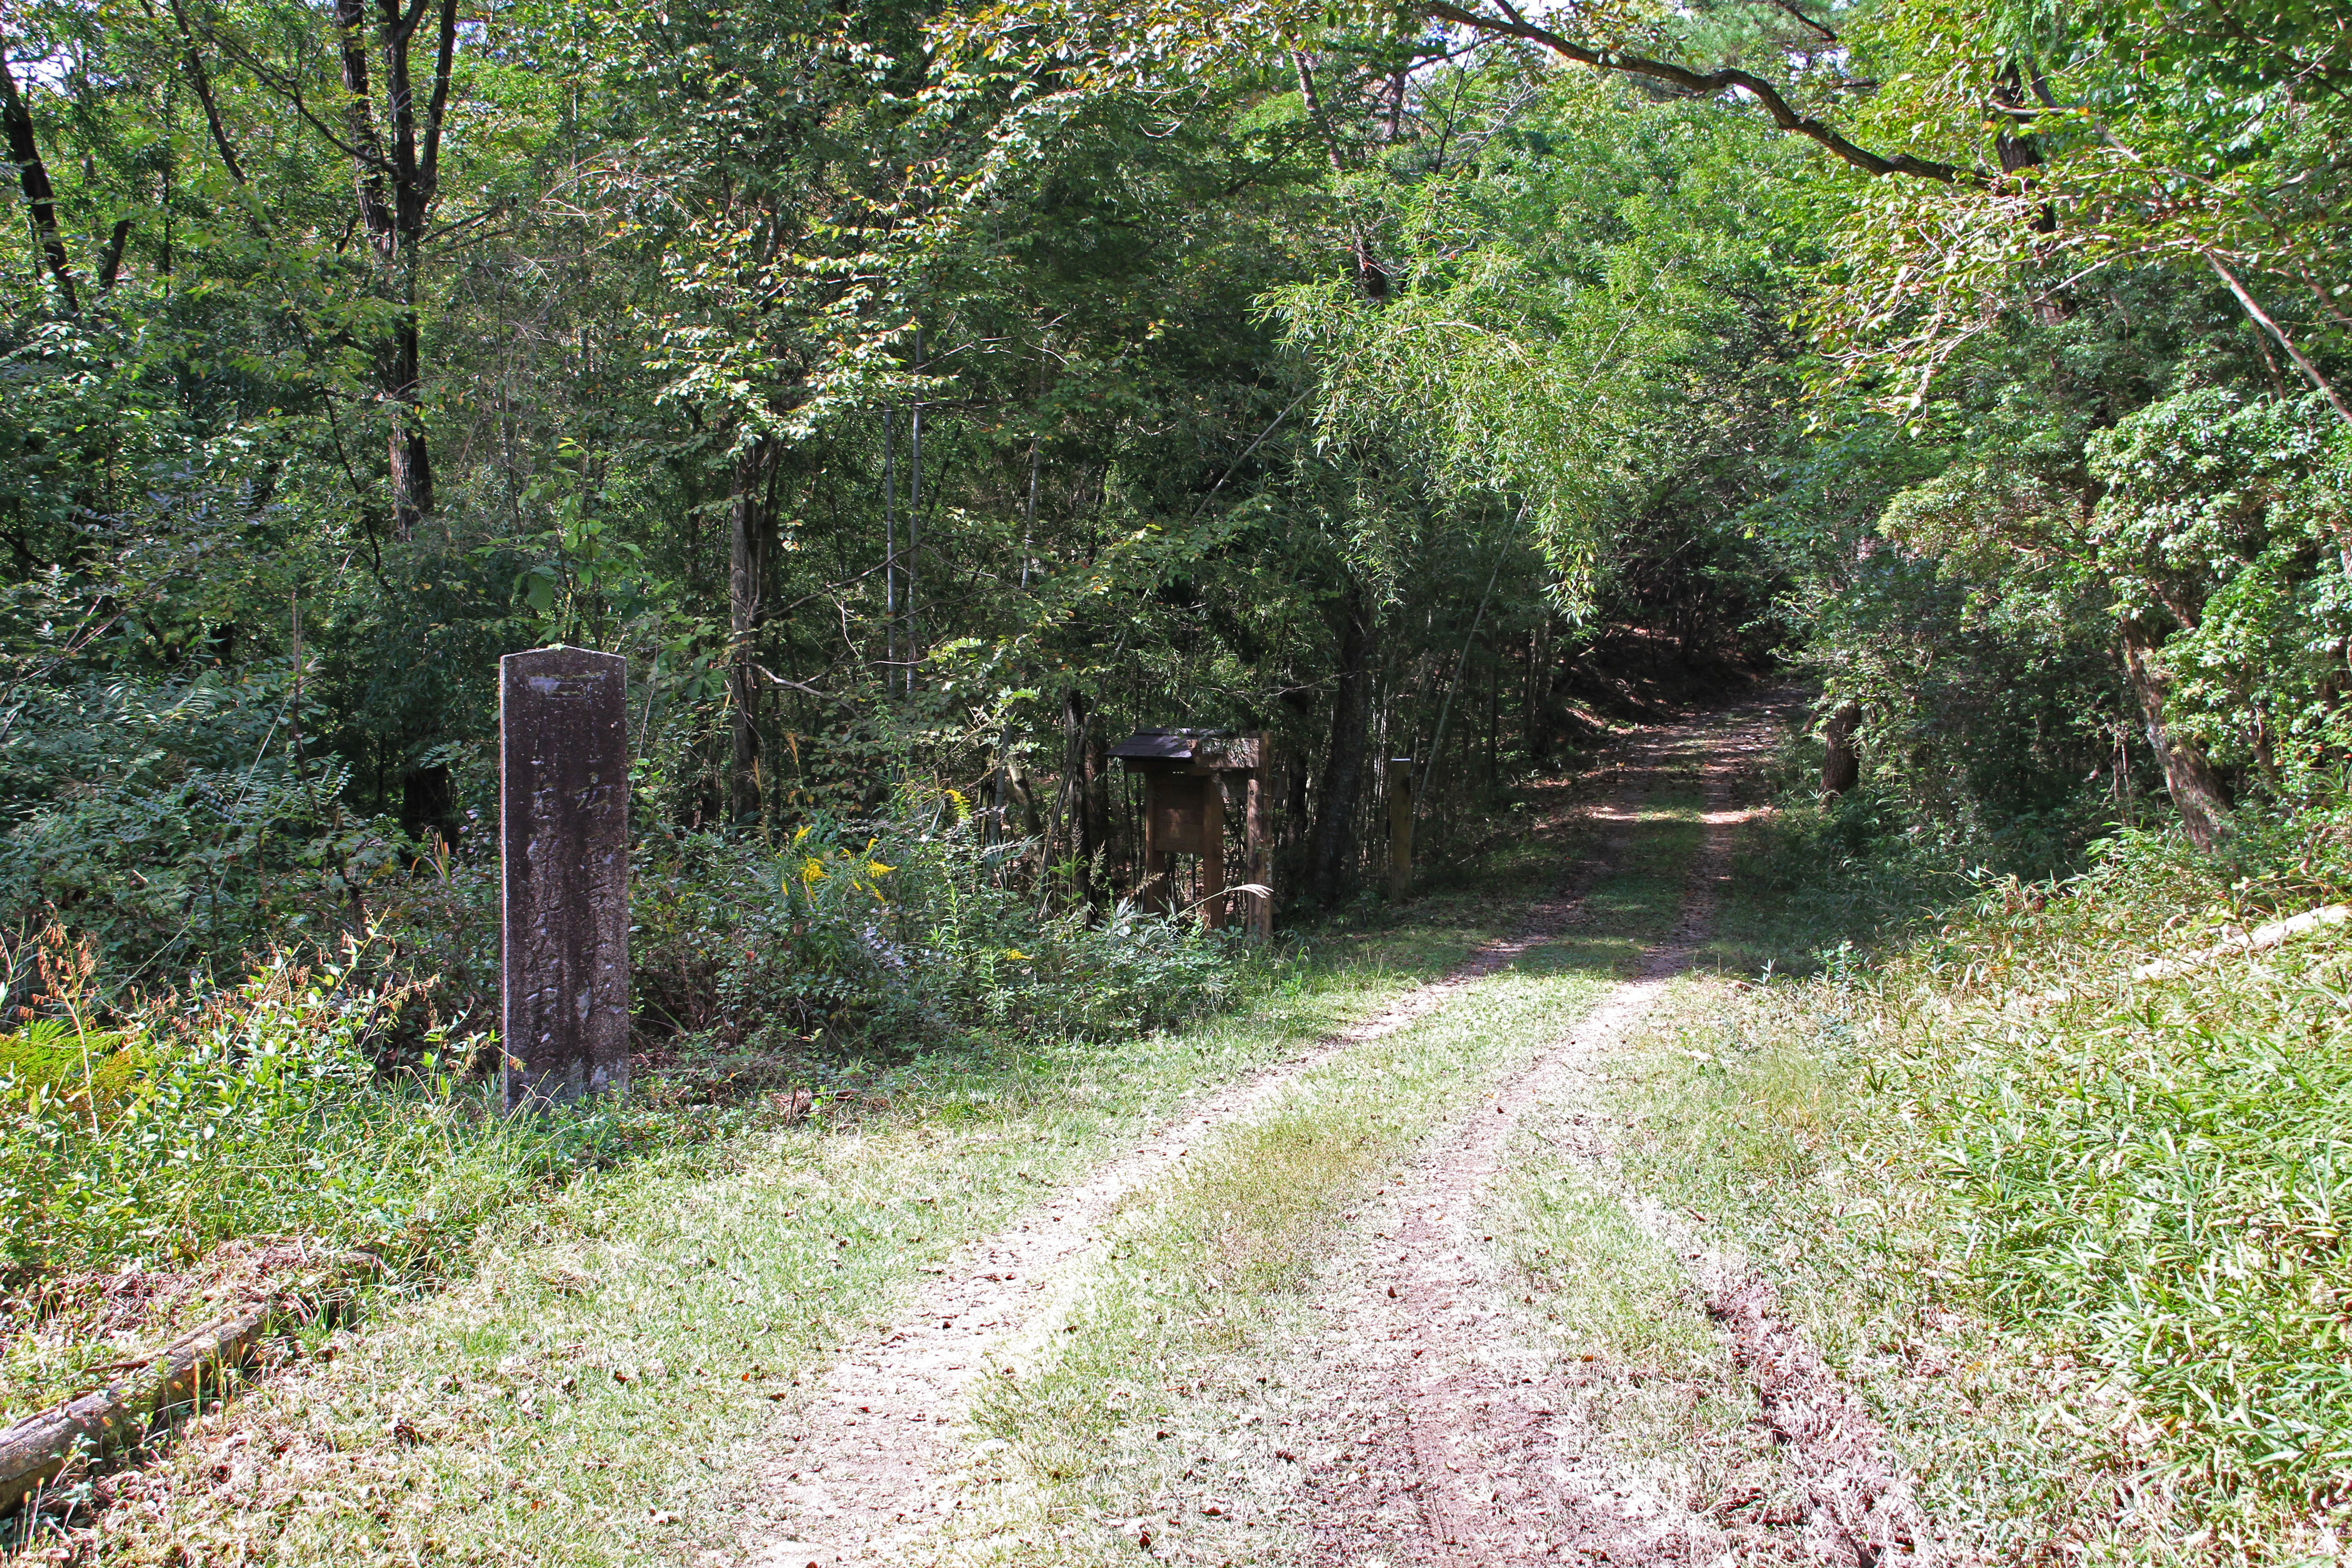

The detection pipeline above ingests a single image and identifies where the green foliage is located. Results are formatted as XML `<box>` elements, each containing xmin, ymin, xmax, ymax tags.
<box><xmin>0</xmin><ymin>664</ymin><xmax>407</xmax><ymax>973</ymax></box>
<box><xmin>2087</xmin><ymin>388</ymin><xmax>2352</xmax><ymax>787</ymax></box>
<box><xmin>1822</xmin><ymin>0</ymin><xmax>2352</xmax><ymax>415</ymax></box>
<box><xmin>1798</xmin><ymin>540</ymin><xmax>2127</xmax><ymax>848</ymax></box>
<box><xmin>632</xmin><ymin>785</ymin><xmax>1246</xmax><ymax>1054</ymax></box>
<box><xmin>0</xmin><ymin>951</ymin><xmax>622</xmax><ymax>1284</ymax></box>
<box><xmin>1270</xmin><ymin>72</ymin><xmax>1804</xmax><ymax>616</ymax></box>
<box><xmin>0</xmin><ymin>1019</ymin><xmax>137</xmax><ymax>1123</ymax></box>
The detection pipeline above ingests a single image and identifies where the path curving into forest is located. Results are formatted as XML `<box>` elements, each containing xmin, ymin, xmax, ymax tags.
<box><xmin>1280</xmin><ymin>696</ymin><xmax>1934</xmax><ymax>1567</ymax></box>
<box><xmin>1281</xmin><ymin>711</ymin><xmax>1759</xmax><ymax>1566</ymax></box>
<box><xmin>741</xmin><ymin>691</ymin><xmax>1930</xmax><ymax>1568</ymax></box>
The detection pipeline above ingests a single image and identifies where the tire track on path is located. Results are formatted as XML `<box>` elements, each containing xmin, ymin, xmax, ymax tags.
<box><xmin>1290</xmin><ymin>692</ymin><xmax>1939</xmax><ymax>1568</ymax></box>
<box><xmin>741</xmin><ymin>726</ymin><xmax>1657</xmax><ymax>1567</ymax></box>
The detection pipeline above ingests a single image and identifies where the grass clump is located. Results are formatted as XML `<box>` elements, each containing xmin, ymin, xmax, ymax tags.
<box><xmin>0</xmin><ymin>934</ymin><xmax>672</xmax><ymax>1424</ymax></box>
<box><xmin>1944</xmin><ymin>957</ymin><xmax>2352</xmax><ymax>1505</ymax></box>
<box><xmin>1619</xmin><ymin>803</ymin><xmax>2352</xmax><ymax>1558</ymax></box>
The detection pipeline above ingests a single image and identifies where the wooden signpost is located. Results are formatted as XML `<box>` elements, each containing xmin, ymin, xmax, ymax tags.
<box><xmin>1109</xmin><ymin>729</ymin><xmax>1271</xmax><ymax>936</ymax></box>
<box><xmin>1387</xmin><ymin>757</ymin><xmax>1414</xmax><ymax>901</ymax></box>
<box><xmin>499</xmin><ymin>647</ymin><xmax>631</xmax><ymax>1109</ymax></box>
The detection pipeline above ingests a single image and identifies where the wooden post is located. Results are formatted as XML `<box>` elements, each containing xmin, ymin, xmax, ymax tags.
<box><xmin>1140</xmin><ymin>773</ymin><xmax>1165</xmax><ymax>912</ymax></box>
<box><xmin>500</xmin><ymin>647</ymin><xmax>631</xmax><ymax>1110</ymax></box>
<box><xmin>1200</xmin><ymin>773</ymin><xmax>1225</xmax><ymax>928</ymax></box>
<box><xmin>1246</xmin><ymin>735</ymin><xmax>1271</xmax><ymax>937</ymax></box>
<box><xmin>1386</xmin><ymin>756</ymin><xmax>1414</xmax><ymax>902</ymax></box>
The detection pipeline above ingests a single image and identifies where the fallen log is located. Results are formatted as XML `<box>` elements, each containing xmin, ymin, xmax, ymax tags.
<box><xmin>0</xmin><ymin>1250</ymin><xmax>380</xmax><ymax>1518</ymax></box>
<box><xmin>2132</xmin><ymin>903</ymin><xmax>2351</xmax><ymax>983</ymax></box>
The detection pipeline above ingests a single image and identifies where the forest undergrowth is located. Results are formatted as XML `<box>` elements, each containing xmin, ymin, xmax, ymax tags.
<box><xmin>0</xmin><ymin>781</ymin><xmax>1261</xmax><ymax>1437</ymax></box>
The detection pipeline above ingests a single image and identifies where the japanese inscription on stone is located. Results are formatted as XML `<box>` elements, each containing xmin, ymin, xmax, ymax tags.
<box><xmin>500</xmin><ymin>647</ymin><xmax>630</xmax><ymax>1109</ymax></box>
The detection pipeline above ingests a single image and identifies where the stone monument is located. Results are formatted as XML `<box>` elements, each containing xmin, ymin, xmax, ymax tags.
<box><xmin>499</xmin><ymin>647</ymin><xmax>630</xmax><ymax>1109</ymax></box>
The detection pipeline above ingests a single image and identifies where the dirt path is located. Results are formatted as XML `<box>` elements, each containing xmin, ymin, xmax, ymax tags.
<box><xmin>742</xmin><ymin>731</ymin><xmax>1647</xmax><ymax>1567</ymax></box>
<box><xmin>1282</xmin><ymin>706</ymin><xmax>1764</xmax><ymax>1566</ymax></box>
<box><xmin>1286</xmin><ymin>699</ymin><xmax>1937</xmax><ymax>1568</ymax></box>
<box><xmin>744</xmin><ymin>694</ymin><xmax>1929</xmax><ymax>1568</ymax></box>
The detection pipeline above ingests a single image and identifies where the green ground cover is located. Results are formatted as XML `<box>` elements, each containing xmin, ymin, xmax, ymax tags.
<box><xmin>1602</xmin><ymin>795</ymin><xmax>2352</xmax><ymax>1562</ymax></box>
<box><xmin>0</xmin><ymin>799</ymin><xmax>1263</xmax><ymax>1427</ymax></box>
<box><xmin>29</xmin><ymin>708</ymin><xmax>2352</xmax><ymax>1567</ymax></box>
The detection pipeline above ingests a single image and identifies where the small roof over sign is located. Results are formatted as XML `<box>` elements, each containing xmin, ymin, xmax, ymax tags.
<box><xmin>1108</xmin><ymin>728</ymin><xmax>1261</xmax><ymax>771</ymax></box>
<box><xmin>1108</xmin><ymin>728</ymin><xmax>1208</xmax><ymax>762</ymax></box>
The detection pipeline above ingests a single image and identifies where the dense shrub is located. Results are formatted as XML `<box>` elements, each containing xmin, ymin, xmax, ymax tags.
<box><xmin>628</xmin><ymin>787</ymin><xmax>1243</xmax><ymax>1054</ymax></box>
<box><xmin>0</xmin><ymin>783</ymin><xmax>1250</xmax><ymax>1288</ymax></box>
<box><xmin>0</xmin><ymin>666</ymin><xmax>412</xmax><ymax>978</ymax></box>
<box><xmin>0</xmin><ymin>948</ymin><xmax>627</xmax><ymax>1285</ymax></box>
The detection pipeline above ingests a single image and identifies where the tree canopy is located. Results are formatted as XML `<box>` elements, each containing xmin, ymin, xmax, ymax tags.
<box><xmin>0</xmin><ymin>0</ymin><xmax>2345</xmax><ymax>989</ymax></box>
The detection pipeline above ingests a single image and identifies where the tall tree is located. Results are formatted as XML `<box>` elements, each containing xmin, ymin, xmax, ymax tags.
<box><xmin>337</xmin><ymin>0</ymin><xmax>459</xmax><ymax>530</ymax></box>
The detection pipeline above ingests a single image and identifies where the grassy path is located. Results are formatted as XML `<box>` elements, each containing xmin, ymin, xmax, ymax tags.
<box><xmin>736</xmin><ymin>812</ymin><xmax>1630</xmax><ymax>1563</ymax></box>
<box><xmin>75</xmin><ymin>694</ymin><xmax>1877</xmax><ymax>1568</ymax></box>
<box><xmin>735</xmin><ymin>695</ymin><xmax>1842</xmax><ymax>1567</ymax></box>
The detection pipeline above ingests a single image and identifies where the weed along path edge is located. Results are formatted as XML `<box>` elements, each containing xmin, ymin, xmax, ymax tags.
<box><xmin>736</xmin><ymin>694</ymin><xmax>1856</xmax><ymax>1568</ymax></box>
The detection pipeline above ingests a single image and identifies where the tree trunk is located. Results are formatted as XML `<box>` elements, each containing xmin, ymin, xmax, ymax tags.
<box><xmin>728</xmin><ymin>440</ymin><xmax>776</xmax><ymax>825</ymax></box>
<box><xmin>1820</xmin><ymin>700</ymin><xmax>1862</xmax><ymax>800</ymax></box>
<box><xmin>166</xmin><ymin>0</ymin><xmax>252</xmax><ymax>185</ymax></box>
<box><xmin>1524</xmin><ymin>618</ymin><xmax>1553</xmax><ymax>764</ymax></box>
<box><xmin>2121</xmin><ymin>622</ymin><xmax>2232</xmax><ymax>849</ymax></box>
<box><xmin>1086</xmin><ymin>729</ymin><xmax>1110</xmax><ymax>892</ymax></box>
<box><xmin>1308</xmin><ymin>578</ymin><xmax>1374</xmax><ymax>905</ymax></box>
<box><xmin>400</xmin><ymin>761</ymin><xmax>454</xmax><ymax>843</ymax></box>
<box><xmin>332</xmin><ymin>0</ymin><xmax>456</xmax><ymax>534</ymax></box>
<box><xmin>383</xmin><ymin>306</ymin><xmax>433</xmax><ymax>533</ymax></box>
<box><xmin>905</xmin><ymin>330</ymin><xmax>923</xmax><ymax>692</ymax></box>
<box><xmin>1483</xmin><ymin>635</ymin><xmax>1499</xmax><ymax>788</ymax></box>
<box><xmin>1290</xmin><ymin>52</ymin><xmax>1386</xmax><ymax>302</ymax></box>
<box><xmin>1061</xmin><ymin>688</ymin><xmax>1095</xmax><ymax>897</ymax></box>
<box><xmin>0</xmin><ymin>56</ymin><xmax>79</xmax><ymax>312</ymax></box>
<box><xmin>0</xmin><ymin>1252</ymin><xmax>383</xmax><ymax>1518</ymax></box>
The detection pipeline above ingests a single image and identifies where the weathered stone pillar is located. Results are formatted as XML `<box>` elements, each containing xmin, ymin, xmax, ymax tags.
<box><xmin>500</xmin><ymin>647</ymin><xmax>630</xmax><ymax>1110</ymax></box>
